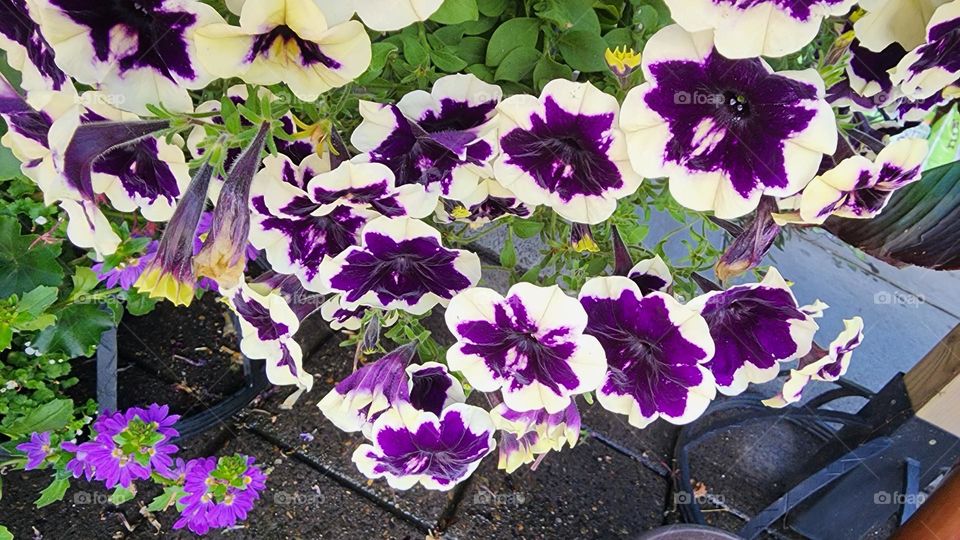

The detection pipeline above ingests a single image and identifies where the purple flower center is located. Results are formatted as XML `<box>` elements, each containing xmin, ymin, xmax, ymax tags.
<box><xmin>500</xmin><ymin>97</ymin><xmax>622</xmax><ymax>202</ymax></box>
<box><xmin>49</xmin><ymin>0</ymin><xmax>199</xmax><ymax>81</ymax></box>
<box><xmin>247</xmin><ymin>26</ymin><xmax>341</xmax><ymax>68</ymax></box>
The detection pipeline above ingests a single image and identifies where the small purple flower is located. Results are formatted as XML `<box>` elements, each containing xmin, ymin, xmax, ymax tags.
<box><xmin>891</xmin><ymin>1</ymin><xmax>960</xmax><ymax>100</ymax></box>
<box><xmin>16</xmin><ymin>431</ymin><xmax>53</xmax><ymax>470</ymax></box>
<box><xmin>495</xmin><ymin>79</ymin><xmax>642</xmax><ymax>225</ymax></box>
<box><xmin>318</xmin><ymin>343</ymin><xmax>418</xmax><ymax>435</ymax></box>
<box><xmin>436</xmin><ymin>179</ymin><xmax>533</xmax><ymax>228</ymax></box>
<box><xmin>174</xmin><ymin>454</ymin><xmax>266</xmax><ymax>535</ymax></box>
<box><xmin>664</xmin><ymin>0</ymin><xmax>855</xmax><ymax>58</ymax></box>
<box><xmin>446</xmin><ymin>283</ymin><xmax>607</xmax><ymax>413</ymax></box>
<box><xmin>621</xmin><ymin>25</ymin><xmax>837</xmax><ymax>219</ymax></box>
<box><xmin>353</xmin><ymin>403</ymin><xmax>496</xmax><ymax>491</ymax></box>
<box><xmin>686</xmin><ymin>268</ymin><xmax>820</xmax><ymax>396</ymax></box>
<box><xmin>579</xmin><ymin>277</ymin><xmax>716</xmax><ymax>428</ymax></box>
<box><xmin>318</xmin><ymin>217</ymin><xmax>481</xmax><ymax>315</ymax></box>
<box><xmin>32</xmin><ymin>0</ymin><xmax>225</xmax><ymax>114</ymax></box>
<box><xmin>765</xmin><ymin>317</ymin><xmax>865</xmax><ymax>407</ymax></box>
<box><xmin>93</xmin><ymin>241</ymin><xmax>158</xmax><ymax>290</ymax></box>
<box><xmin>352</xmin><ymin>74</ymin><xmax>502</xmax><ymax>202</ymax></box>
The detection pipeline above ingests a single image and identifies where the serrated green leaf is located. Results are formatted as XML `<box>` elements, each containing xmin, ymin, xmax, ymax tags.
<box><xmin>0</xmin><ymin>217</ymin><xmax>64</xmax><ymax>298</ymax></box>
<box><xmin>34</xmin><ymin>304</ymin><xmax>113</xmax><ymax>358</ymax></box>
<box><xmin>485</xmin><ymin>18</ymin><xmax>540</xmax><ymax>66</ymax></box>
<box><xmin>69</xmin><ymin>267</ymin><xmax>99</xmax><ymax>301</ymax></box>
<box><xmin>1</xmin><ymin>398</ymin><xmax>74</xmax><ymax>438</ymax></box>
<box><xmin>35</xmin><ymin>478</ymin><xmax>69</xmax><ymax>508</ymax></box>
<box><xmin>146</xmin><ymin>486</ymin><xmax>184</xmax><ymax>512</ymax></box>
<box><xmin>430</xmin><ymin>0</ymin><xmax>479</xmax><ymax>24</ymax></box>
<box><xmin>109</xmin><ymin>486</ymin><xmax>136</xmax><ymax>506</ymax></box>
<box><xmin>17</xmin><ymin>286</ymin><xmax>58</xmax><ymax>316</ymax></box>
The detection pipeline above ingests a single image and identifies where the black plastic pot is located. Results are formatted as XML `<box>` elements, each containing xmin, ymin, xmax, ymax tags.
<box><xmin>636</xmin><ymin>524</ymin><xmax>742</xmax><ymax>539</ymax></box>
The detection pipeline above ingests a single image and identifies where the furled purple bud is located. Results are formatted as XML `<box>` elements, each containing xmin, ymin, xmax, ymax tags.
<box><xmin>715</xmin><ymin>196</ymin><xmax>781</xmax><ymax>283</ymax></box>
<box><xmin>610</xmin><ymin>225</ymin><xmax>634</xmax><ymax>276</ymax></box>
<box><xmin>135</xmin><ymin>162</ymin><xmax>214</xmax><ymax>306</ymax></box>
<box><xmin>194</xmin><ymin>123</ymin><xmax>271</xmax><ymax>288</ymax></box>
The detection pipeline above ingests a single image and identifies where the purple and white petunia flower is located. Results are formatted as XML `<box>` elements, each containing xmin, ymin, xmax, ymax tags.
<box><xmin>890</xmin><ymin>0</ymin><xmax>960</xmax><ymax>100</ymax></box>
<box><xmin>686</xmin><ymin>268</ymin><xmax>820</xmax><ymax>396</ymax></box>
<box><xmin>16</xmin><ymin>431</ymin><xmax>53</xmax><ymax>470</ymax></box>
<box><xmin>490</xmin><ymin>401</ymin><xmax>580</xmax><ymax>459</ymax></box>
<box><xmin>665</xmin><ymin>0</ymin><xmax>855</xmax><ymax>58</ymax></box>
<box><xmin>195</xmin><ymin>0</ymin><xmax>371</xmax><ymax>102</ymax></box>
<box><xmin>352</xmin><ymin>402</ymin><xmax>496</xmax><ymax>491</ymax></box>
<box><xmin>405</xmin><ymin>362</ymin><xmax>467</xmax><ymax>416</ymax></box>
<box><xmin>32</xmin><ymin>0</ymin><xmax>225</xmax><ymax>114</ymax></box>
<box><xmin>249</xmin><ymin>153</ymin><xmax>373</xmax><ymax>292</ymax></box>
<box><xmin>435</xmin><ymin>178</ymin><xmax>533</xmax><ymax>228</ymax></box>
<box><xmin>628</xmin><ymin>254</ymin><xmax>673</xmax><ymax>295</ymax></box>
<box><xmin>352</xmin><ymin>74</ymin><xmax>502</xmax><ymax>203</ymax></box>
<box><xmin>223</xmin><ymin>280</ymin><xmax>312</xmax><ymax>390</ymax></box>
<box><xmin>0</xmin><ymin>0</ymin><xmax>67</xmax><ymax>92</ymax></box>
<box><xmin>797</xmin><ymin>138</ymin><xmax>928</xmax><ymax>223</ymax></box>
<box><xmin>318</xmin><ymin>343</ymin><xmax>417</xmax><ymax>435</ymax></box>
<box><xmin>228</xmin><ymin>0</ymin><xmax>444</xmax><ymax>33</ymax></box>
<box><xmin>320</xmin><ymin>293</ymin><xmax>366</xmax><ymax>331</ymax></box>
<box><xmin>310</xmin><ymin>160</ymin><xmax>435</xmax><ymax>219</ymax></box>
<box><xmin>764</xmin><ymin>317</ymin><xmax>865</xmax><ymax>407</ymax></box>
<box><xmin>497</xmin><ymin>430</ymin><xmax>540</xmax><ymax>473</ymax></box>
<box><xmin>827</xmin><ymin>37</ymin><xmax>907</xmax><ymax>111</ymax></box>
<box><xmin>854</xmin><ymin>0</ymin><xmax>949</xmax><ymax>52</ymax></box>
<box><xmin>495</xmin><ymin>79</ymin><xmax>642</xmax><ymax>225</ymax></box>
<box><xmin>318</xmin><ymin>217</ymin><xmax>482</xmax><ymax>315</ymax></box>
<box><xmin>621</xmin><ymin>25</ymin><xmax>838</xmax><ymax>219</ymax></box>
<box><xmin>173</xmin><ymin>455</ymin><xmax>266</xmax><ymax>535</ymax></box>
<box><xmin>579</xmin><ymin>277</ymin><xmax>716</xmax><ymax>428</ymax></box>
<box><xmin>446</xmin><ymin>283</ymin><xmax>607</xmax><ymax>414</ymax></box>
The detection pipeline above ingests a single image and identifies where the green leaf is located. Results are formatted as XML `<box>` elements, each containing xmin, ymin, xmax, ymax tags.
<box><xmin>34</xmin><ymin>304</ymin><xmax>113</xmax><ymax>358</ymax></box>
<box><xmin>603</xmin><ymin>28</ymin><xmax>635</xmax><ymax>49</ymax></box>
<box><xmin>109</xmin><ymin>486</ymin><xmax>136</xmax><ymax>506</ymax></box>
<box><xmin>69</xmin><ymin>267</ymin><xmax>99</xmax><ymax>302</ymax></box>
<box><xmin>431</xmin><ymin>48</ymin><xmax>469</xmax><ymax>72</ymax></box>
<box><xmin>0</xmin><ymin>217</ymin><xmax>64</xmax><ymax>298</ymax></box>
<box><xmin>533</xmin><ymin>57</ymin><xmax>573</xmax><ymax>92</ymax></box>
<box><xmin>500</xmin><ymin>230</ymin><xmax>517</xmax><ymax>268</ymax></box>
<box><xmin>146</xmin><ymin>486</ymin><xmax>184</xmax><ymax>512</ymax></box>
<box><xmin>430</xmin><ymin>0</ymin><xmax>479</xmax><ymax>24</ymax></box>
<box><xmin>486</xmin><ymin>18</ymin><xmax>540</xmax><ymax>66</ymax></box>
<box><xmin>455</xmin><ymin>37</ymin><xmax>488</xmax><ymax>65</ymax></box>
<box><xmin>34</xmin><ymin>478</ymin><xmax>69</xmax><ymax>508</ymax></box>
<box><xmin>400</xmin><ymin>36</ymin><xmax>429</xmax><ymax>66</ymax></box>
<box><xmin>926</xmin><ymin>104</ymin><xmax>959</xmax><ymax>169</ymax></box>
<box><xmin>558</xmin><ymin>30</ymin><xmax>610</xmax><ymax>72</ymax></box>
<box><xmin>124</xmin><ymin>289</ymin><xmax>158</xmax><ymax>316</ymax></box>
<box><xmin>512</xmin><ymin>219</ymin><xmax>544</xmax><ymax>239</ymax></box>
<box><xmin>0</xmin><ymin>144</ymin><xmax>21</xmax><ymax>181</ymax></box>
<box><xmin>494</xmin><ymin>47</ymin><xmax>540</xmax><ymax>82</ymax></box>
<box><xmin>477</xmin><ymin>0</ymin><xmax>508</xmax><ymax>16</ymax></box>
<box><xmin>0</xmin><ymin>524</ymin><xmax>12</xmax><ymax>540</ymax></box>
<box><xmin>357</xmin><ymin>43</ymin><xmax>397</xmax><ymax>83</ymax></box>
<box><xmin>1</xmin><ymin>398</ymin><xmax>74</xmax><ymax>438</ymax></box>
<box><xmin>17</xmin><ymin>286</ymin><xmax>58</xmax><ymax>316</ymax></box>
<box><xmin>536</xmin><ymin>0</ymin><xmax>600</xmax><ymax>33</ymax></box>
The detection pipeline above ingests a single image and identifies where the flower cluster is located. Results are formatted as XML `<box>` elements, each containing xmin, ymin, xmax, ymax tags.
<box><xmin>16</xmin><ymin>404</ymin><xmax>266</xmax><ymax>535</ymax></box>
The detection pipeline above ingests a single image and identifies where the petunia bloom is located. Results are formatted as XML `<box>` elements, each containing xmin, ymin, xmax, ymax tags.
<box><xmin>764</xmin><ymin>317</ymin><xmax>865</xmax><ymax>407</ymax></box>
<box><xmin>826</xmin><ymin>37</ymin><xmax>907</xmax><ymax>111</ymax></box>
<box><xmin>628</xmin><ymin>254</ymin><xmax>673</xmax><ymax>295</ymax></box>
<box><xmin>135</xmin><ymin>163</ymin><xmax>214</xmax><ymax>306</ymax></box>
<box><xmin>352</xmin><ymin>403</ymin><xmax>496</xmax><ymax>491</ymax></box>
<box><xmin>352</xmin><ymin>74</ymin><xmax>502</xmax><ymax>203</ymax></box>
<box><xmin>621</xmin><ymin>26</ymin><xmax>838</xmax><ymax>219</ymax></box>
<box><xmin>446</xmin><ymin>283</ymin><xmax>607</xmax><ymax>414</ymax></box>
<box><xmin>686</xmin><ymin>268</ymin><xmax>820</xmax><ymax>396</ymax></box>
<box><xmin>16</xmin><ymin>431</ymin><xmax>53</xmax><ymax>470</ymax></box>
<box><xmin>318</xmin><ymin>343</ymin><xmax>417</xmax><ymax>435</ymax></box>
<box><xmin>579</xmin><ymin>277</ymin><xmax>716</xmax><ymax>428</ymax></box>
<box><xmin>32</xmin><ymin>0</ymin><xmax>225</xmax><ymax>114</ymax></box>
<box><xmin>797</xmin><ymin>138</ymin><xmax>929</xmax><ymax>224</ymax></box>
<box><xmin>227</xmin><ymin>0</ymin><xmax>445</xmax><ymax>32</ymax></box>
<box><xmin>435</xmin><ymin>178</ymin><xmax>533</xmax><ymax>228</ymax></box>
<box><xmin>665</xmin><ymin>0</ymin><xmax>855</xmax><ymax>58</ymax></box>
<box><xmin>174</xmin><ymin>455</ymin><xmax>266</xmax><ymax>535</ymax></box>
<box><xmin>222</xmin><ymin>280</ymin><xmax>312</xmax><ymax>389</ymax></box>
<box><xmin>495</xmin><ymin>79</ymin><xmax>642</xmax><ymax>225</ymax></box>
<box><xmin>318</xmin><ymin>217</ymin><xmax>481</xmax><ymax>315</ymax></box>
<box><xmin>0</xmin><ymin>0</ymin><xmax>68</xmax><ymax>92</ymax></box>
<box><xmin>195</xmin><ymin>0</ymin><xmax>371</xmax><ymax>102</ymax></box>
<box><xmin>490</xmin><ymin>401</ymin><xmax>580</xmax><ymax>472</ymax></box>
<box><xmin>889</xmin><ymin>1</ymin><xmax>960</xmax><ymax>100</ymax></box>
<box><xmin>194</xmin><ymin>123</ymin><xmax>271</xmax><ymax>289</ymax></box>
<box><xmin>854</xmin><ymin>0</ymin><xmax>949</xmax><ymax>52</ymax></box>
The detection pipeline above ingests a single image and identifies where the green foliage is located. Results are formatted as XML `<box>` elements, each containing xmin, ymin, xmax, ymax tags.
<box><xmin>0</xmin><ymin>216</ymin><xmax>64</xmax><ymax>298</ymax></box>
